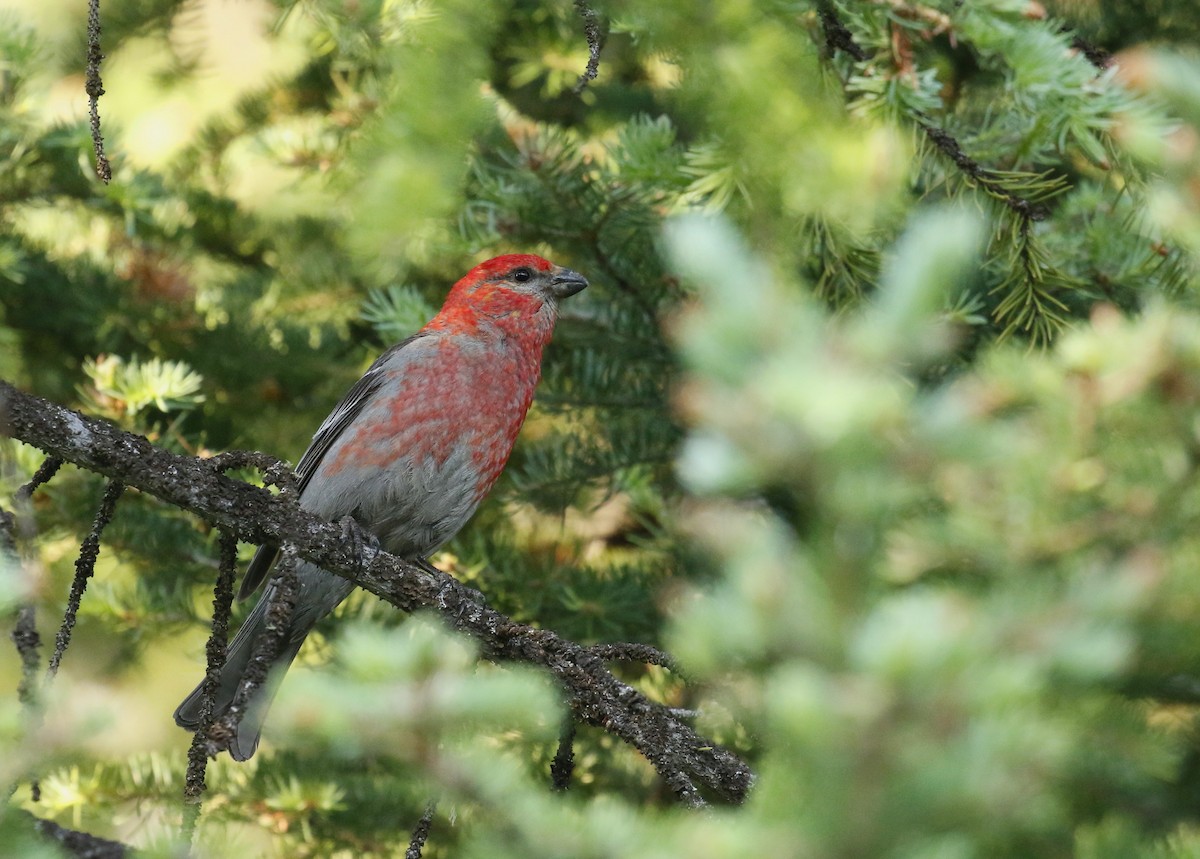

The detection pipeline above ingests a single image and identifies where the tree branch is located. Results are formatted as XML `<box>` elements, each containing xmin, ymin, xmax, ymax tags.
<box><xmin>86</xmin><ymin>0</ymin><xmax>111</xmax><ymax>183</ymax></box>
<box><xmin>572</xmin><ymin>0</ymin><xmax>604</xmax><ymax>94</ymax></box>
<box><xmin>0</xmin><ymin>380</ymin><xmax>753</xmax><ymax>805</ymax></box>
<box><xmin>817</xmin><ymin>1</ymin><xmax>869</xmax><ymax>61</ymax></box>
<box><xmin>19</xmin><ymin>811</ymin><xmax>131</xmax><ymax>858</ymax></box>
<box><xmin>404</xmin><ymin>801</ymin><xmax>436</xmax><ymax>859</ymax></box>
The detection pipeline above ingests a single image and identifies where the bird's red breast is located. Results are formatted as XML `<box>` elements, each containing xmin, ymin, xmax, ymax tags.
<box><xmin>322</xmin><ymin>311</ymin><xmax>551</xmax><ymax>499</ymax></box>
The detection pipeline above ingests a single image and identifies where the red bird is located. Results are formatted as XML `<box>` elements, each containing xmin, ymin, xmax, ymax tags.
<box><xmin>175</xmin><ymin>254</ymin><xmax>587</xmax><ymax>760</ymax></box>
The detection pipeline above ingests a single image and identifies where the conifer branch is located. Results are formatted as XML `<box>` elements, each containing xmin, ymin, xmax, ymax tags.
<box><xmin>813</xmin><ymin>6</ymin><xmax>1059</xmax><ymax>221</ymax></box>
<box><xmin>817</xmin><ymin>1</ymin><xmax>869</xmax><ymax>61</ymax></box>
<box><xmin>815</xmin><ymin>4</ymin><xmax>1083</xmax><ymax>340</ymax></box>
<box><xmin>0</xmin><ymin>379</ymin><xmax>754</xmax><ymax>805</ymax></box>
<box><xmin>918</xmin><ymin>122</ymin><xmax>1055</xmax><ymax>222</ymax></box>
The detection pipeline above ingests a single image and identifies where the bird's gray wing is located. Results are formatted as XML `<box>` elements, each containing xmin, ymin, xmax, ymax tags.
<box><xmin>237</xmin><ymin>333</ymin><xmax>429</xmax><ymax>600</ymax></box>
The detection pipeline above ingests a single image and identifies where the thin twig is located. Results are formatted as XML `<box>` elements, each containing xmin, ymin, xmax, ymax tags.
<box><xmin>404</xmin><ymin>801</ymin><xmax>437</xmax><ymax>859</ymax></box>
<box><xmin>206</xmin><ymin>449</ymin><xmax>296</xmax><ymax>497</ymax></box>
<box><xmin>817</xmin><ymin>2</ymin><xmax>869</xmax><ymax>61</ymax></box>
<box><xmin>201</xmin><ymin>543</ymin><xmax>300</xmax><ymax>757</ymax></box>
<box><xmin>572</xmin><ymin>0</ymin><xmax>604</xmax><ymax>94</ymax></box>
<box><xmin>11</xmin><ymin>606</ymin><xmax>41</xmax><ymax>713</ymax></box>
<box><xmin>919</xmin><ymin>122</ymin><xmax>1050</xmax><ymax>221</ymax></box>
<box><xmin>550</xmin><ymin>720</ymin><xmax>576</xmax><ymax>791</ymax></box>
<box><xmin>46</xmin><ymin>479</ymin><xmax>125</xmax><ymax>678</ymax></box>
<box><xmin>588</xmin><ymin>641</ymin><xmax>686</xmax><ymax>677</ymax></box>
<box><xmin>86</xmin><ymin>0</ymin><xmax>111</xmax><ymax>183</ymax></box>
<box><xmin>5</xmin><ymin>455</ymin><xmax>64</xmax><ymax>804</ymax></box>
<box><xmin>17</xmin><ymin>457</ymin><xmax>64</xmax><ymax>501</ymax></box>
<box><xmin>25</xmin><ymin>810</ymin><xmax>129</xmax><ymax>858</ymax></box>
<box><xmin>1070</xmin><ymin>34</ymin><xmax>1111</xmax><ymax>70</ymax></box>
<box><xmin>182</xmin><ymin>529</ymin><xmax>239</xmax><ymax>839</ymax></box>
<box><xmin>0</xmin><ymin>513</ymin><xmax>37</xmax><ymax>709</ymax></box>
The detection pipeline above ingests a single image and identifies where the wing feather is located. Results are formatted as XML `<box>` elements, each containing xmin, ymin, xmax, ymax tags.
<box><xmin>237</xmin><ymin>333</ymin><xmax>429</xmax><ymax>600</ymax></box>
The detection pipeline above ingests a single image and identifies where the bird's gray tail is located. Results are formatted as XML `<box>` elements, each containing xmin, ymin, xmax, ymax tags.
<box><xmin>173</xmin><ymin>595</ymin><xmax>303</xmax><ymax>762</ymax></box>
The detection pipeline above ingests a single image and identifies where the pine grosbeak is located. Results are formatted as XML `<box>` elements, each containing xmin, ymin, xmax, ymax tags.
<box><xmin>175</xmin><ymin>254</ymin><xmax>587</xmax><ymax>760</ymax></box>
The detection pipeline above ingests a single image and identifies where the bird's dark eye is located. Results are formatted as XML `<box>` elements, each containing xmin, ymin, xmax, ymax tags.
<box><xmin>512</xmin><ymin>268</ymin><xmax>533</xmax><ymax>283</ymax></box>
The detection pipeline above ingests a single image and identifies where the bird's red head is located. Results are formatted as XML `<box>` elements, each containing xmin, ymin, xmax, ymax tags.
<box><xmin>432</xmin><ymin>254</ymin><xmax>588</xmax><ymax>336</ymax></box>
<box><xmin>467</xmin><ymin>253</ymin><xmax>555</xmax><ymax>282</ymax></box>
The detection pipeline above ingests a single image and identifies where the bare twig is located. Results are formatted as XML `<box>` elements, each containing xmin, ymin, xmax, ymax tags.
<box><xmin>11</xmin><ymin>606</ymin><xmax>40</xmax><ymax>707</ymax></box>
<box><xmin>1070</xmin><ymin>34</ymin><xmax>1111</xmax><ymax>70</ymax></box>
<box><xmin>572</xmin><ymin>0</ymin><xmax>604</xmax><ymax>94</ymax></box>
<box><xmin>182</xmin><ymin>529</ymin><xmax>239</xmax><ymax>839</ymax></box>
<box><xmin>23</xmin><ymin>810</ymin><xmax>129</xmax><ymax>858</ymax></box>
<box><xmin>46</xmin><ymin>479</ymin><xmax>125</xmax><ymax>678</ymax></box>
<box><xmin>0</xmin><ymin>380</ymin><xmax>754</xmax><ymax>804</ymax></box>
<box><xmin>205</xmin><ymin>449</ymin><xmax>297</xmax><ymax>498</ymax></box>
<box><xmin>404</xmin><ymin>802</ymin><xmax>437</xmax><ymax>859</ymax></box>
<box><xmin>4</xmin><ymin>455</ymin><xmax>64</xmax><ymax>804</ymax></box>
<box><xmin>199</xmin><ymin>542</ymin><xmax>300</xmax><ymax>757</ymax></box>
<box><xmin>588</xmin><ymin>641</ymin><xmax>686</xmax><ymax>676</ymax></box>
<box><xmin>86</xmin><ymin>0</ymin><xmax>111</xmax><ymax>183</ymax></box>
<box><xmin>550</xmin><ymin>719</ymin><xmax>576</xmax><ymax>790</ymax></box>
<box><xmin>17</xmin><ymin>457</ymin><xmax>65</xmax><ymax>501</ymax></box>
<box><xmin>817</xmin><ymin>2</ymin><xmax>869</xmax><ymax>61</ymax></box>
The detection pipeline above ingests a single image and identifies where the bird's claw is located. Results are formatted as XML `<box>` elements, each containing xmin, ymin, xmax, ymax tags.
<box><xmin>338</xmin><ymin>515</ymin><xmax>380</xmax><ymax>573</ymax></box>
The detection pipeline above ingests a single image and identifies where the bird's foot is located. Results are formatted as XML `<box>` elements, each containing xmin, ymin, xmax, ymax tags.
<box><xmin>338</xmin><ymin>515</ymin><xmax>381</xmax><ymax>575</ymax></box>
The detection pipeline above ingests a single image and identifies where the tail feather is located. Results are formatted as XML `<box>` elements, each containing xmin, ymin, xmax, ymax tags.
<box><xmin>173</xmin><ymin>596</ymin><xmax>303</xmax><ymax>761</ymax></box>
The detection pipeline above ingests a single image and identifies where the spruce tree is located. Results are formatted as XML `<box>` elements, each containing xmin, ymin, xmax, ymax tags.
<box><xmin>3</xmin><ymin>1</ymin><xmax>1200</xmax><ymax>856</ymax></box>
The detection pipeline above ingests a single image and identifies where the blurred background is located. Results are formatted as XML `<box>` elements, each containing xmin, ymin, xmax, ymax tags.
<box><xmin>3</xmin><ymin>0</ymin><xmax>1200</xmax><ymax>856</ymax></box>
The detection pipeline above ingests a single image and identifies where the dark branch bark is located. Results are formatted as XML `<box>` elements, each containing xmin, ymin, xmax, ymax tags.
<box><xmin>551</xmin><ymin>719</ymin><xmax>576</xmax><ymax>790</ymax></box>
<box><xmin>182</xmin><ymin>528</ymin><xmax>239</xmax><ymax>841</ymax></box>
<box><xmin>404</xmin><ymin>802</ymin><xmax>436</xmax><ymax>859</ymax></box>
<box><xmin>1070</xmin><ymin>34</ymin><xmax>1111</xmax><ymax>70</ymax></box>
<box><xmin>86</xmin><ymin>0</ymin><xmax>111</xmax><ymax>183</ymax></box>
<box><xmin>47</xmin><ymin>479</ymin><xmax>125</xmax><ymax>678</ymax></box>
<box><xmin>0</xmin><ymin>379</ymin><xmax>754</xmax><ymax>805</ymax></box>
<box><xmin>817</xmin><ymin>2</ymin><xmax>869</xmax><ymax>61</ymax></box>
<box><xmin>20</xmin><ymin>811</ymin><xmax>130</xmax><ymax>858</ymax></box>
<box><xmin>572</xmin><ymin>0</ymin><xmax>604</xmax><ymax>94</ymax></box>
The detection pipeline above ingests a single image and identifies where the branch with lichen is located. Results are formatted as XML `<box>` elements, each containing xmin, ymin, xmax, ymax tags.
<box><xmin>0</xmin><ymin>380</ymin><xmax>753</xmax><ymax>810</ymax></box>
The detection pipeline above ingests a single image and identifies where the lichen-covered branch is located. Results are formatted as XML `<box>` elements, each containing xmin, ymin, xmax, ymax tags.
<box><xmin>572</xmin><ymin>0</ymin><xmax>603</xmax><ymax>93</ymax></box>
<box><xmin>0</xmin><ymin>379</ymin><xmax>754</xmax><ymax>805</ymax></box>
<box><xmin>86</xmin><ymin>0</ymin><xmax>111</xmax><ymax>182</ymax></box>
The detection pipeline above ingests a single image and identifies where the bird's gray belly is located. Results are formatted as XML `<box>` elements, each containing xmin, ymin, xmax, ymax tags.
<box><xmin>301</xmin><ymin>443</ymin><xmax>483</xmax><ymax>558</ymax></box>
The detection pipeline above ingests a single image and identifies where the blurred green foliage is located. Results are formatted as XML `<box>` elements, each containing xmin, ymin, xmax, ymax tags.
<box><xmin>3</xmin><ymin>0</ymin><xmax>1200</xmax><ymax>856</ymax></box>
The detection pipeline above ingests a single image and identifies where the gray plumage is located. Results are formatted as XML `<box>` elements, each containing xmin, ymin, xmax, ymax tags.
<box><xmin>173</xmin><ymin>257</ymin><xmax>587</xmax><ymax>760</ymax></box>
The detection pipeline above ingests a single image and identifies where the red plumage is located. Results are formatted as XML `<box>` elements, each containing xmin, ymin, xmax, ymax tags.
<box><xmin>174</xmin><ymin>254</ymin><xmax>587</xmax><ymax>760</ymax></box>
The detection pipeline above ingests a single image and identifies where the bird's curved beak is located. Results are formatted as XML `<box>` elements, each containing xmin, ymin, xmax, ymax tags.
<box><xmin>549</xmin><ymin>267</ymin><xmax>588</xmax><ymax>299</ymax></box>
